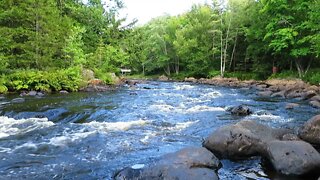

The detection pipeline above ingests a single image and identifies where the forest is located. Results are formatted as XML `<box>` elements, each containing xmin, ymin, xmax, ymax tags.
<box><xmin>0</xmin><ymin>0</ymin><xmax>319</xmax><ymax>93</ymax></box>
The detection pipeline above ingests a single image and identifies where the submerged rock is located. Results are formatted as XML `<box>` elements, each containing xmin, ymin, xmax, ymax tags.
<box><xmin>203</xmin><ymin>120</ymin><xmax>290</xmax><ymax>158</ymax></box>
<box><xmin>11</xmin><ymin>98</ymin><xmax>25</xmax><ymax>103</ymax></box>
<box><xmin>285</xmin><ymin>103</ymin><xmax>299</xmax><ymax>110</ymax></box>
<box><xmin>299</xmin><ymin>115</ymin><xmax>320</xmax><ymax>145</ymax></box>
<box><xmin>228</xmin><ymin>105</ymin><xmax>253</xmax><ymax>116</ymax></box>
<box><xmin>114</xmin><ymin>147</ymin><xmax>221</xmax><ymax>180</ymax></box>
<box><xmin>266</xmin><ymin>140</ymin><xmax>320</xmax><ymax>176</ymax></box>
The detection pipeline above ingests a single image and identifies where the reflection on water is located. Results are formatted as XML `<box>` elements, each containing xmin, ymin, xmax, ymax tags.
<box><xmin>0</xmin><ymin>81</ymin><xmax>318</xmax><ymax>179</ymax></box>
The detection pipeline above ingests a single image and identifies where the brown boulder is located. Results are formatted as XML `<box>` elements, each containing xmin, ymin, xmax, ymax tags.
<box><xmin>299</xmin><ymin>115</ymin><xmax>320</xmax><ymax>144</ymax></box>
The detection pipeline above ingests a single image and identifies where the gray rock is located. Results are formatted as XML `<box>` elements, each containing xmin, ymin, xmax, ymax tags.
<box><xmin>36</xmin><ymin>92</ymin><xmax>45</xmax><ymax>96</ymax></box>
<box><xmin>59</xmin><ymin>90</ymin><xmax>69</xmax><ymax>94</ymax></box>
<box><xmin>258</xmin><ymin>90</ymin><xmax>273</xmax><ymax>97</ymax></box>
<box><xmin>285</xmin><ymin>103</ymin><xmax>299</xmax><ymax>109</ymax></box>
<box><xmin>310</xmin><ymin>101</ymin><xmax>320</xmax><ymax>108</ymax></box>
<box><xmin>28</xmin><ymin>90</ymin><xmax>37</xmax><ymax>96</ymax></box>
<box><xmin>11</xmin><ymin>98</ymin><xmax>25</xmax><ymax>103</ymax></box>
<box><xmin>266</xmin><ymin>140</ymin><xmax>320</xmax><ymax>176</ymax></box>
<box><xmin>229</xmin><ymin>105</ymin><xmax>252</xmax><ymax>116</ymax></box>
<box><xmin>114</xmin><ymin>147</ymin><xmax>220</xmax><ymax>180</ymax></box>
<box><xmin>203</xmin><ymin>120</ymin><xmax>290</xmax><ymax>158</ymax></box>
<box><xmin>271</xmin><ymin>90</ymin><xmax>286</xmax><ymax>98</ymax></box>
<box><xmin>310</xmin><ymin>95</ymin><xmax>320</xmax><ymax>102</ymax></box>
<box><xmin>281</xmin><ymin>133</ymin><xmax>300</xmax><ymax>141</ymax></box>
<box><xmin>286</xmin><ymin>91</ymin><xmax>303</xmax><ymax>99</ymax></box>
<box><xmin>302</xmin><ymin>90</ymin><xmax>317</xmax><ymax>100</ymax></box>
<box><xmin>299</xmin><ymin>115</ymin><xmax>320</xmax><ymax>145</ymax></box>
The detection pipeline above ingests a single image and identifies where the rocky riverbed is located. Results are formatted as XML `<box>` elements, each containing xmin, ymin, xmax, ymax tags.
<box><xmin>0</xmin><ymin>79</ymin><xmax>319</xmax><ymax>179</ymax></box>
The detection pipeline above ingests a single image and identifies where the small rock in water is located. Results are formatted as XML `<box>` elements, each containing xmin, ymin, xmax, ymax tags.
<box><xmin>59</xmin><ymin>90</ymin><xmax>69</xmax><ymax>94</ymax></box>
<box><xmin>310</xmin><ymin>101</ymin><xmax>320</xmax><ymax>108</ymax></box>
<box><xmin>28</xmin><ymin>90</ymin><xmax>37</xmax><ymax>96</ymax></box>
<box><xmin>285</xmin><ymin>103</ymin><xmax>299</xmax><ymax>109</ymax></box>
<box><xmin>229</xmin><ymin>105</ymin><xmax>252</xmax><ymax>116</ymax></box>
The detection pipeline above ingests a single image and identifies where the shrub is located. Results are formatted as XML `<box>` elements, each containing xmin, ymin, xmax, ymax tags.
<box><xmin>5</xmin><ymin>67</ymin><xmax>82</xmax><ymax>92</ymax></box>
<box><xmin>0</xmin><ymin>76</ymin><xmax>8</xmax><ymax>94</ymax></box>
<box><xmin>303</xmin><ymin>69</ymin><xmax>320</xmax><ymax>85</ymax></box>
<box><xmin>93</xmin><ymin>68</ymin><xmax>114</xmax><ymax>84</ymax></box>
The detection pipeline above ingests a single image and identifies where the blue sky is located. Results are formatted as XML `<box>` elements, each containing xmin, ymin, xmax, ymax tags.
<box><xmin>118</xmin><ymin>0</ymin><xmax>208</xmax><ymax>25</ymax></box>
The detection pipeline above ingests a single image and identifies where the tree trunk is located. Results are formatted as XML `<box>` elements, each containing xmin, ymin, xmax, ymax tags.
<box><xmin>229</xmin><ymin>30</ymin><xmax>238</xmax><ymax>71</ymax></box>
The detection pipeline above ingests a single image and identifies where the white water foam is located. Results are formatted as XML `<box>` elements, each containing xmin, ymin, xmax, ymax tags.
<box><xmin>85</xmin><ymin>119</ymin><xmax>148</xmax><ymax>132</ymax></box>
<box><xmin>174</xmin><ymin>84</ymin><xmax>195</xmax><ymax>90</ymax></box>
<box><xmin>165</xmin><ymin>120</ymin><xmax>199</xmax><ymax>131</ymax></box>
<box><xmin>186</xmin><ymin>105</ymin><xmax>225</xmax><ymax>113</ymax></box>
<box><xmin>202</xmin><ymin>91</ymin><xmax>222</xmax><ymax>99</ymax></box>
<box><xmin>0</xmin><ymin>116</ymin><xmax>54</xmax><ymax>139</ymax></box>
<box><xmin>49</xmin><ymin>131</ymin><xmax>96</xmax><ymax>147</ymax></box>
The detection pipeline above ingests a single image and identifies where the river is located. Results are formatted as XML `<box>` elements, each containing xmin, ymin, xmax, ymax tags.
<box><xmin>0</xmin><ymin>81</ymin><xmax>318</xmax><ymax>179</ymax></box>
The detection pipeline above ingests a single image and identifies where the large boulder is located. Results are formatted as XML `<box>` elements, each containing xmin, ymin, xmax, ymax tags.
<box><xmin>184</xmin><ymin>77</ymin><xmax>198</xmax><ymax>83</ymax></box>
<box><xmin>114</xmin><ymin>147</ymin><xmax>220</xmax><ymax>180</ymax></box>
<box><xmin>299</xmin><ymin>115</ymin><xmax>320</xmax><ymax>145</ymax></box>
<box><xmin>228</xmin><ymin>105</ymin><xmax>253</xmax><ymax>116</ymax></box>
<box><xmin>203</xmin><ymin>120</ymin><xmax>290</xmax><ymax>158</ymax></box>
<box><xmin>266</xmin><ymin>140</ymin><xmax>320</xmax><ymax>176</ymax></box>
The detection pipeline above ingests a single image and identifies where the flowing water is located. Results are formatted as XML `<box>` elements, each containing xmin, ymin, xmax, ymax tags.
<box><xmin>0</xmin><ymin>81</ymin><xmax>319</xmax><ymax>179</ymax></box>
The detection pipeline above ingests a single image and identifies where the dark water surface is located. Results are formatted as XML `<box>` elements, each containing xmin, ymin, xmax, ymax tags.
<box><xmin>0</xmin><ymin>81</ymin><xmax>319</xmax><ymax>179</ymax></box>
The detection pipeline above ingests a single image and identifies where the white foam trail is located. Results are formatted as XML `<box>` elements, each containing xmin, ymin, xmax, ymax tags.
<box><xmin>202</xmin><ymin>91</ymin><xmax>222</xmax><ymax>98</ymax></box>
<box><xmin>174</xmin><ymin>84</ymin><xmax>195</xmax><ymax>90</ymax></box>
<box><xmin>0</xmin><ymin>116</ymin><xmax>54</xmax><ymax>139</ymax></box>
<box><xmin>165</xmin><ymin>120</ymin><xmax>199</xmax><ymax>131</ymax></box>
<box><xmin>86</xmin><ymin>119</ymin><xmax>148</xmax><ymax>131</ymax></box>
<box><xmin>186</xmin><ymin>105</ymin><xmax>225</xmax><ymax>113</ymax></box>
<box><xmin>150</xmin><ymin>104</ymin><xmax>175</xmax><ymax>112</ymax></box>
<box><xmin>49</xmin><ymin>131</ymin><xmax>95</xmax><ymax>147</ymax></box>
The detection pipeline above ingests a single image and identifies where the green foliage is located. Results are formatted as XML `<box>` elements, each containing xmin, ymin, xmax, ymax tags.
<box><xmin>0</xmin><ymin>76</ymin><xmax>8</xmax><ymax>94</ymax></box>
<box><xmin>268</xmin><ymin>71</ymin><xmax>299</xmax><ymax>80</ymax></box>
<box><xmin>208</xmin><ymin>70</ymin><xmax>221</xmax><ymax>78</ymax></box>
<box><xmin>93</xmin><ymin>69</ymin><xmax>114</xmax><ymax>84</ymax></box>
<box><xmin>5</xmin><ymin>67</ymin><xmax>82</xmax><ymax>92</ymax></box>
<box><xmin>303</xmin><ymin>69</ymin><xmax>320</xmax><ymax>85</ymax></box>
<box><xmin>224</xmin><ymin>72</ymin><xmax>261</xmax><ymax>80</ymax></box>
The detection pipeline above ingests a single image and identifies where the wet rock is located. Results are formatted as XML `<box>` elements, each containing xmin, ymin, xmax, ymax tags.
<box><xmin>311</xmin><ymin>95</ymin><xmax>320</xmax><ymax>102</ymax></box>
<box><xmin>28</xmin><ymin>90</ymin><xmax>37</xmax><ymax>96</ymax></box>
<box><xmin>302</xmin><ymin>90</ymin><xmax>317</xmax><ymax>100</ymax></box>
<box><xmin>203</xmin><ymin>120</ymin><xmax>290</xmax><ymax>158</ymax></box>
<box><xmin>19</xmin><ymin>91</ymin><xmax>27</xmax><ymax>97</ymax></box>
<box><xmin>0</xmin><ymin>96</ymin><xmax>5</xmax><ymax>100</ymax></box>
<box><xmin>255</xmin><ymin>84</ymin><xmax>268</xmax><ymax>91</ymax></box>
<box><xmin>37</xmin><ymin>92</ymin><xmax>45</xmax><ymax>96</ymax></box>
<box><xmin>271</xmin><ymin>90</ymin><xmax>286</xmax><ymax>98</ymax></box>
<box><xmin>258</xmin><ymin>90</ymin><xmax>273</xmax><ymax>97</ymax></box>
<box><xmin>281</xmin><ymin>133</ymin><xmax>300</xmax><ymax>141</ymax></box>
<box><xmin>228</xmin><ymin>105</ymin><xmax>252</xmax><ymax>116</ymax></box>
<box><xmin>310</xmin><ymin>101</ymin><xmax>320</xmax><ymax>108</ymax></box>
<box><xmin>114</xmin><ymin>147</ymin><xmax>220</xmax><ymax>180</ymax></box>
<box><xmin>11</xmin><ymin>98</ymin><xmax>25</xmax><ymax>103</ymax></box>
<box><xmin>158</xmin><ymin>75</ymin><xmax>169</xmax><ymax>81</ymax></box>
<box><xmin>286</xmin><ymin>90</ymin><xmax>303</xmax><ymax>99</ymax></box>
<box><xmin>59</xmin><ymin>90</ymin><xmax>69</xmax><ymax>94</ymax></box>
<box><xmin>267</xmin><ymin>85</ymin><xmax>280</xmax><ymax>92</ymax></box>
<box><xmin>266</xmin><ymin>140</ymin><xmax>320</xmax><ymax>176</ymax></box>
<box><xmin>125</xmin><ymin>80</ymin><xmax>139</xmax><ymax>86</ymax></box>
<box><xmin>129</xmin><ymin>92</ymin><xmax>138</xmax><ymax>96</ymax></box>
<box><xmin>184</xmin><ymin>77</ymin><xmax>198</xmax><ymax>83</ymax></box>
<box><xmin>299</xmin><ymin>115</ymin><xmax>320</xmax><ymax>145</ymax></box>
<box><xmin>285</xmin><ymin>103</ymin><xmax>299</xmax><ymax>110</ymax></box>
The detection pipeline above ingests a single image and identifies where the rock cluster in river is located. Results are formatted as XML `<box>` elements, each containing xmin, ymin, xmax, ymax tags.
<box><xmin>184</xmin><ymin>77</ymin><xmax>320</xmax><ymax>109</ymax></box>
<box><xmin>203</xmin><ymin>117</ymin><xmax>320</xmax><ymax>177</ymax></box>
<box><xmin>115</xmin><ymin>114</ymin><xmax>320</xmax><ymax>179</ymax></box>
